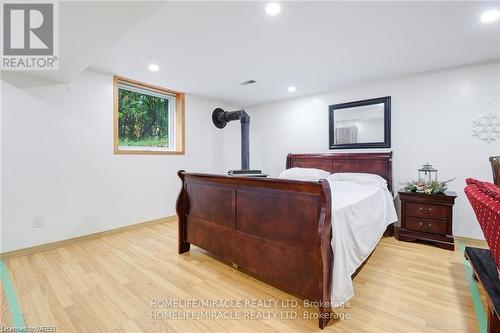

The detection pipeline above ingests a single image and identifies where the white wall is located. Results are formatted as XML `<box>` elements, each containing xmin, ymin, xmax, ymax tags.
<box><xmin>1</xmin><ymin>70</ymin><xmax>226</xmax><ymax>252</ymax></box>
<box><xmin>224</xmin><ymin>62</ymin><xmax>500</xmax><ymax>239</ymax></box>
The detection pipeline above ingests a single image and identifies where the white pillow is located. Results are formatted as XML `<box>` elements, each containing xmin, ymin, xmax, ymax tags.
<box><xmin>329</xmin><ymin>172</ymin><xmax>387</xmax><ymax>187</ymax></box>
<box><xmin>278</xmin><ymin>167</ymin><xmax>331</xmax><ymax>181</ymax></box>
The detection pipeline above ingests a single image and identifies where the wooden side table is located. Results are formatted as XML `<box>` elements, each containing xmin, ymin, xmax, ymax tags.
<box><xmin>398</xmin><ymin>190</ymin><xmax>457</xmax><ymax>250</ymax></box>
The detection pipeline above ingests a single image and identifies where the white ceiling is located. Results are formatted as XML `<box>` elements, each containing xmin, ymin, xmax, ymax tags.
<box><xmin>21</xmin><ymin>1</ymin><xmax>500</xmax><ymax>107</ymax></box>
<box><xmin>6</xmin><ymin>1</ymin><xmax>165</xmax><ymax>83</ymax></box>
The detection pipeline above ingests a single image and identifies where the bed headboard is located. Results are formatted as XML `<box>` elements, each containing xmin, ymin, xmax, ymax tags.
<box><xmin>286</xmin><ymin>152</ymin><xmax>393</xmax><ymax>192</ymax></box>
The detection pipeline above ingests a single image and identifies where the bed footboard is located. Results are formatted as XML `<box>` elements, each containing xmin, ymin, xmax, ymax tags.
<box><xmin>176</xmin><ymin>171</ymin><xmax>333</xmax><ymax>329</ymax></box>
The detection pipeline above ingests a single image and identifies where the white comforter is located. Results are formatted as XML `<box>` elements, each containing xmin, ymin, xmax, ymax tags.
<box><xmin>328</xmin><ymin>179</ymin><xmax>398</xmax><ymax>306</ymax></box>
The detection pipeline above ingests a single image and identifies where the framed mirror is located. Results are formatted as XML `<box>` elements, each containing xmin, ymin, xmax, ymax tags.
<box><xmin>329</xmin><ymin>96</ymin><xmax>391</xmax><ymax>149</ymax></box>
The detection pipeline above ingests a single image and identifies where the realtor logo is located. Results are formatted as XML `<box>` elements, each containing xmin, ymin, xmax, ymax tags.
<box><xmin>1</xmin><ymin>2</ymin><xmax>59</xmax><ymax>70</ymax></box>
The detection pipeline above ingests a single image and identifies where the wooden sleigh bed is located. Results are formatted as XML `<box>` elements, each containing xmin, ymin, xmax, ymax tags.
<box><xmin>176</xmin><ymin>152</ymin><xmax>394</xmax><ymax>329</ymax></box>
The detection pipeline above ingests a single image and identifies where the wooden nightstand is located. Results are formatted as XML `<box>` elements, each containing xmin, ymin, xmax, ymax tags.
<box><xmin>397</xmin><ymin>190</ymin><xmax>457</xmax><ymax>251</ymax></box>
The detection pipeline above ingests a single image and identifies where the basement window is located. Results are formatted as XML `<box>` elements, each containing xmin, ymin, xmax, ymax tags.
<box><xmin>113</xmin><ymin>76</ymin><xmax>185</xmax><ymax>155</ymax></box>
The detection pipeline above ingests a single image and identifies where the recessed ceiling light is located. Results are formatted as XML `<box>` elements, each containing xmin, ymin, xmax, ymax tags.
<box><xmin>481</xmin><ymin>9</ymin><xmax>500</xmax><ymax>23</ymax></box>
<box><xmin>148</xmin><ymin>64</ymin><xmax>159</xmax><ymax>72</ymax></box>
<box><xmin>288</xmin><ymin>86</ymin><xmax>296</xmax><ymax>93</ymax></box>
<box><xmin>265</xmin><ymin>3</ymin><xmax>281</xmax><ymax>16</ymax></box>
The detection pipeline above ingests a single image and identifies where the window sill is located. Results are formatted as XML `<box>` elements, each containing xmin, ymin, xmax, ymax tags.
<box><xmin>113</xmin><ymin>148</ymin><xmax>185</xmax><ymax>155</ymax></box>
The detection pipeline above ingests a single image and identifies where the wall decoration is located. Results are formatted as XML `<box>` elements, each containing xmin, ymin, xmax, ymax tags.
<box><xmin>329</xmin><ymin>96</ymin><xmax>391</xmax><ymax>149</ymax></box>
<box><xmin>472</xmin><ymin>113</ymin><xmax>500</xmax><ymax>143</ymax></box>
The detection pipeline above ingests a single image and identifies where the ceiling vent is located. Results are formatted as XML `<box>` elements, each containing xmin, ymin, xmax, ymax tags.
<box><xmin>240</xmin><ymin>80</ymin><xmax>257</xmax><ymax>86</ymax></box>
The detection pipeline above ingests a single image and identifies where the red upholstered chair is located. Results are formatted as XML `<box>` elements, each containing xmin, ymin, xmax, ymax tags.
<box><xmin>465</xmin><ymin>178</ymin><xmax>500</xmax><ymax>270</ymax></box>
<box><xmin>464</xmin><ymin>178</ymin><xmax>500</xmax><ymax>333</ymax></box>
<box><xmin>490</xmin><ymin>156</ymin><xmax>500</xmax><ymax>187</ymax></box>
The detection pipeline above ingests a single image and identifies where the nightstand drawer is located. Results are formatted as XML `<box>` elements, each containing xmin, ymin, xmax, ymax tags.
<box><xmin>406</xmin><ymin>217</ymin><xmax>447</xmax><ymax>235</ymax></box>
<box><xmin>406</xmin><ymin>202</ymin><xmax>447</xmax><ymax>220</ymax></box>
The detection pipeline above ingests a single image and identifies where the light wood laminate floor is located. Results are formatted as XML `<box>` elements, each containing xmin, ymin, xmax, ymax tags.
<box><xmin>0</xmin><ymin>221</ymin><xmax>486</xmax><ymax>332</ymax></box>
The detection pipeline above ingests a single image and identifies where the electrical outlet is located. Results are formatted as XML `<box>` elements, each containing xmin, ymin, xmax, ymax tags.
<box><xmin>33</xmin><ymin>215</ymin><xmax>44</xmax><ymax>228</ymax></box>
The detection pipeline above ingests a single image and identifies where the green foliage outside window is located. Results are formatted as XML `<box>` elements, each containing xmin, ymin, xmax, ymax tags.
<box><xmin>118</xmin><ymin>88</ymin><xmax>169</xmax><ymax>148</ymax></box>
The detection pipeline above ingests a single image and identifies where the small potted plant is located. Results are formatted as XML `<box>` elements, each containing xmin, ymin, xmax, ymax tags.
<box><xmin>402</xmin><ymin>179</ymin><xmax>454</xmax><ymax>195</ymax></box>
<box><xmin>401</xmin><ymin>163</ymin><xmax>454</xmax><ymax>194</ymax></box>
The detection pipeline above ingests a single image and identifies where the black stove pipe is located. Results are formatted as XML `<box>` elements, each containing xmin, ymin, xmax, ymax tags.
<box><xmin>212</xmin><ymin>108</ymin><xmax>250</xmax><ymax>170</ymax></box>
<box><xmin>240</xmin><ymin>116</ymin><xmax>250</xmax><ymax>170</ymax></box>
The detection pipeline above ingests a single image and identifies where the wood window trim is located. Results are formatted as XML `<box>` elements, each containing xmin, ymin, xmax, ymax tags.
<box><xmin>113</xmin><ymin>75</ymin><xmax>185</xmax><ymax>155</ymax></box>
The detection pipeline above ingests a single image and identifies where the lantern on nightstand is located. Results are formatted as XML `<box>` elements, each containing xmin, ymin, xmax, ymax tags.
<box><xmin>418</xmin><ymin>163</ymin><xmax>438</xmax><ymax>183</ymax></box>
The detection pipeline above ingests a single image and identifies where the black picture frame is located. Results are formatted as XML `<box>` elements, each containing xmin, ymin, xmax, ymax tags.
<box><xmin>329</xmin><ymin>96</ymin><xmax>391</xmax><ymax>149</ymax></box>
